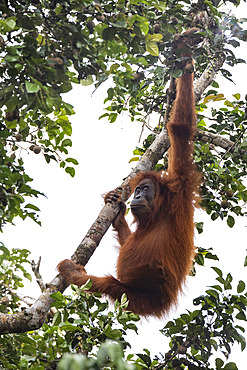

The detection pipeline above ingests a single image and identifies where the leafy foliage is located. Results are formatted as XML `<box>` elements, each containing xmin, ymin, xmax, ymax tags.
<box><xmin>0</xmin><ymin>266</ymin><xmax>140</xmax><ymax>369</ymax></box>
<box><xmin>0</xmin><ymin>243</ymin><xmax>31</xmax><ymax>314</ymax></box>
<box><xmin>195</xmin><ymin>94</ymin><xmax>247</xmax><ymax>225</ymax></box>
<box><xmin>0</xmin><ymin>0</ymin><xmax>246</xmax><ymax>227</ymax></box>
<box><xmin>160</xmin><ymin>269</ymin><xmax>246</xmax><ymax>369</ymax></box>
<box><xmin>0</xmin><ymin>249</ymin><xmax>245</xmax><ymax>369</ymax></box>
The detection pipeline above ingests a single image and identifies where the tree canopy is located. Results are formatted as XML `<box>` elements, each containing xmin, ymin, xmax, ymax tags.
<box><xmin>0</xmin><ymin>0</ymin><xmax>247</xmax><ymax>369</ymax></box>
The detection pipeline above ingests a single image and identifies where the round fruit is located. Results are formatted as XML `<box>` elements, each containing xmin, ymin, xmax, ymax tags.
<box><xmin>221</xmin><ymin>199</ymin><xmax>228</xmax><ymax>209</ymax></box>
<box><xmin>171</xmin><ymin>17</ymin><xmax>178</xmax><ymax>25</ymax></box>
<box><xmin>33</xmin><ymin>146</ymin><xmax>41</xmax><ymax>154</ymax></box>
<box><xmin>154</xmin><ymin>22</ymin><xmax>161</xmax><ymax>32</ymax></box>
<box><xmin>178</xmin><ymin>345</ymin><xmax>187</xmax><ymax>354</ymax></box>
<box><xmin>165</xmin><ymin>351</ymin><xmax>172</xmax><ymax>359</ymax></box>
<box><xmin>6</xmin><ymin>110</ymin><xmax>19</xmax><ymax>121</ymax></box>
<box><xmin>86</xmin><ymin>21</ymin><xmax>95</xmax><ymax>34</ymax></box>
<box><xmin>174</xmin><ymin>33</ymin><xmax>183</xmax><ymax>44</ymax></box>
<box><xmin>15</xmin><ymin>133</ymin><xmax>22</xmax><ymax>142</ymax></box>
<box><xmin>171</xmin><ymin>358</ymin><xmax>180</xmax><ymax>367</ymax></box>
<box><xmin>184</xmin><ymin>63</ymin><xmax>194</xmax><ymax>74</ymax></box>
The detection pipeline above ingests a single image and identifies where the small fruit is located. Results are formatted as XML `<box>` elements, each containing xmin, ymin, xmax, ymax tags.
<box><xmin>10</xmin><ymin>153</ymin><xmax>16</xmax><ymax>160</ymax></box>
<box><xmin>6</xmin><ymin>110</ymin><xmax>19</xmax><ymax>121</ymax></box>
<box><xmin>86</xmin><ymin>21</ymin><xmax>95</xmax><ymax>34</ymax></box>
<box><xmin>15</xmin><ymin>133</ymin><xmax>22</xmax><ymax>142</ymax></box>
<box><xmin>221</xmin><ymin>199</ymin><xmax>228</xmax><ymax>209</ymax></box>
<box><xmin>184</xmin><ymin>63</ymin><xmax>194</xmax><ymax>74</ymax></box>
<box><xmin>226</xmin><ymin>190</ymin><xmax>234</xmax><ymax>197</ymax></box>
<box><xmin>29</xmin><ymin>145</ymin><xmax>35</xmax><ymax>151</ymax></box>
<box><xmin>174</xmin><ymin>33</ymin><xmax>183</xmax><ymax>44</ymax></box>
<box><xmin>178</xmin><ymin>345</ymin><xmax>187</xmax><ymax>354</ymax></box>
<box><xmin>171</xmin><ymin>358</ymin><xmax>180</xmax><ymax>367</ymax></box>
<box><xmin>165</xmin><ymin>351</ymin><xmax>172</xmax><ymax>359</ymax></box>
<box><xmin>171</xmin><ymin>17</ymin><xmax>178</xmax><ymax>25</ymax></box>
<box><xmin>33</xmin><ymin>145</ymin><xmax>41</xmax><ymax>154</ymax></box>
<box><xmin>131</xmin><ymin>71</ymin><xmax>144</xmax><ymax>82</ymax></box>
<box><xmin>154</xmin><ymin>22</ymin><xmax>161</xmax><ymax>33</ymax></box>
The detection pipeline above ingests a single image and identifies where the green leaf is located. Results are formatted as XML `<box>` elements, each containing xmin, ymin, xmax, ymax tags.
<box><xmin>50</xmin><ymin>292</ymin><xmax>64</xmax><ymax>301</ymax></box>
<box><xmin>146</xmin><ymin>33</ymin><xmax>163</xmax><ymax>42</ymax></box>
<box><xmin>111</xmin><ymin>21</ymin><xmax>127</xmax><ymax>28</ymax></box>
<box><xmin>233</xmin><ymin>93</ymin><xmax>240</xmax><ymax>100</ymax></box>
<box><xmin>62</xmin><ymin>139</ymin><xmax>72</xmax><ymax>147</ymax></box>
<box><xmin>237</xmin><ymin>280</ymin><xmax>245</xmax><ymax>293</ymax></box>
<box><xmin>227</xmin><ymin>215</ymin><xmax>235</xmax><ymax>228</ymax></box>
<box><xmin>25</xmin><ymin>81</ymin><xmax>40</xmax><ymax>93</ymax></box>
<box><xmin>156</xmin><ymin>1</ymin><xmax>167</xmax><ymax>11</ymax></box>
<box><xmin>80</xmin><ymin>75</ymin><xmax>93</xmax><ymax>86</ymax></box>
<box><xmin>196</xmin><ymin>221</ymin><xmax>204</xmax><ymax>234</ymax></box>
<box><xmin>244</xmin><ymin>256</ymin><xmax>247</xmax><ymax>267</ymax></box>
<box><xmin>79</xmin><ymin>278</ymin><xmax>92</xmax><ymax>290</ymax></box>
<box><xmin>59</xmin><ymin>323</ymin><xmax>78</xmax><ymax>331</ymax></box>
<box><xmin>224</xmin><ymin>273</ymin><xmax>232</xmax><ymax>290</ymax></box>
<box><xmin>215</xmin><ymin>358</ymin><xmax>224</xmax><ymax>369</ymax></box>
<box><xmin>236</xmin><ymin>311</ymin><xmax>246</xmax><ymax>321</ymax></box>
<box><xmin>0</xmin><ymin>244</ymin><xmax>10</xmax><ymax>258</ymax></box>
<box><xmin>52</xmin><ymin>311</ymin><xmax>62</xmax><ymax>326</ymax></box>
<box><xmin>212</xmin><ymin>267</ymin><xmax>223</xmax><ymax>277</ymax></box>
<box><xmin>106</xmin><ymin>329</ymin><xmax>122</xmax><ymax>339</ymax></box>
<box><xmin>6</xmin><ymin>18</ymin><xmax>16</xmax><ymax>30</ymax></box>
<box><xmin>24</xmin><ymin>204</ymin><xmax>40</xmax><ymax>211</ymax></box>
<box><xmin>171</xmin><ymin>69</ymin><xmax>183</xmax><ymax>78</ymax></box>
<box><xmin>65</xmin><ymin>166</ymin><xmax>75</xmax><ymax>177</ymax></box>
<box><xmin>223</xmin><ymin>362</ymin><xmax>238</xmax><ymax>370</ymax></box>
<box><xmin>145</xmin><ymin>41</ymin><xmax>159</xmax><ymax>56</ymax></box>
<box><xmin>129</xmin><ymin>157</ymin><xmax>139</xmax><ymax>163</ymax></box>
<box><xmin>136</xmin><ymin>353</ymin><xmax>151</xmax><ymax>367</ymax></box>
<box><xmin>65</xmin><ymin>157</ymin><xmax>79</xmax><ymax>165</ymax></box>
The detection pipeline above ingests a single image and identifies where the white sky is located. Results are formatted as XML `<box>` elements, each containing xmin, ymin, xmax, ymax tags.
<box><xmin>1</xmin><ymin>3</ymin><xmax>247</xmax><ymax>368</ymax></box>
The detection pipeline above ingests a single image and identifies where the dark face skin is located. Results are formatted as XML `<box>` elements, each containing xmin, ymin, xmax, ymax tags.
<box><xmin>130</xmin><ymin>179</ymin><xmax>156</xmax><ymax>219</ymax></box>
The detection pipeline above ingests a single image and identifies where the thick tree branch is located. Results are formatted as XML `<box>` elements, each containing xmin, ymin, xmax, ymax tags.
<box><xmin>194</xmin><ymin>54</ymin><xmax>226</xmax><ymax>102</ymax></box>
<box><xmin>196</xmin><ymin>129</ymin><xmax>247</xmax><ymax>156</ymax></box>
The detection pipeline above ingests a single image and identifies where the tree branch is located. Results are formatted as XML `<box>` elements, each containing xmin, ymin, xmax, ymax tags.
<box><xmin>196</xmin><ymin>129</ymin><xmax>246</xmax><ymax>156</ymax></box>
<box><xmin>31</xmin><ymin>257</ymin><xmax>46</xmax><ymax>292</ymax></box>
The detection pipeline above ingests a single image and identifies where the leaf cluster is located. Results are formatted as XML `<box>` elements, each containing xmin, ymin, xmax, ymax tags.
<box><xmin>195</xmin><ymin>93</ymin><xmax>247</xmax><ymax>227</ymax></box>
<box><xmin>160</xmin><ymin>268</ymin><xmax>246</xmax><ymax>369</ymax></box>
<box><xmin>0</xmin><ymin>243</ymin><xmax>31</xmax><ymax>313</ymax></box>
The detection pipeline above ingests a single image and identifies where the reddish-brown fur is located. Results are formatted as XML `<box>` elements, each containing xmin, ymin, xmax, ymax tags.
<box><xmin>57</xmin><ymin>30</ymin><xmax>201</xmax><ymax>318</ymax></box>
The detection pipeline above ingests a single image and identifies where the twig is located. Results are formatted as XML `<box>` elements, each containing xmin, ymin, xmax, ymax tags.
<box><xmin>31</xmin><ymin>257</ymin><xmax>46</xmax><ymax>292</ymax></box>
